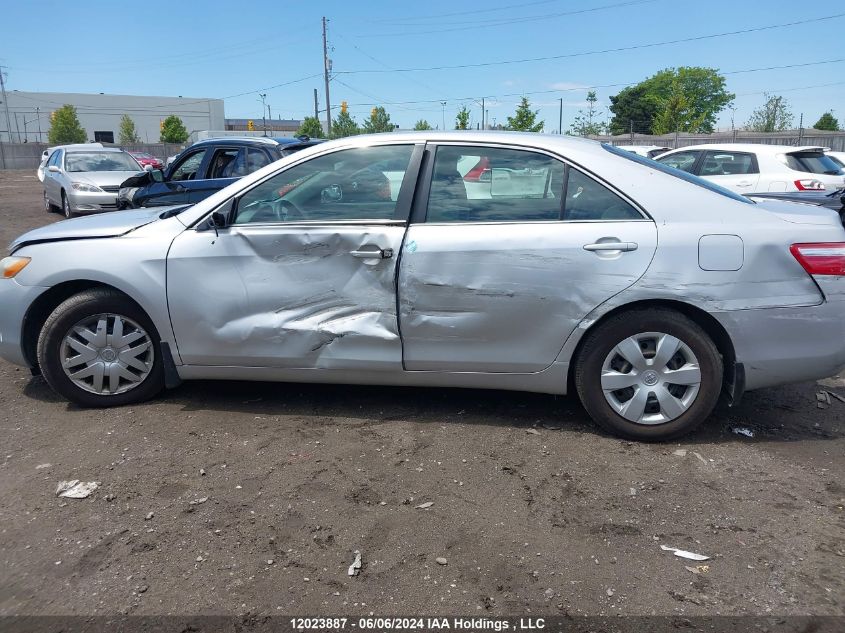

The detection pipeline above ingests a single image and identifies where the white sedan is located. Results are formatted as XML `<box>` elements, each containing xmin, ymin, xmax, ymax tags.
<box><xmin>655</xmin><ymin>143</ymin><xmax>845</xmax><ymax>194</ymax></box>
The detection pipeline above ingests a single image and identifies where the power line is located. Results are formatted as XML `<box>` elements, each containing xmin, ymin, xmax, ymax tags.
<box><xmin>356</xmin><ymin>0</ymin><xmax>655</xmax><ymax>36</ymax></box>
<box><xmin>333</xmin><ymin>58</ymin><xmax>845</xmax><ymax>108</ymax></box>
<box><xmin>335</xmin><ymin>12</ymin><xmax>845</xmax><ymax>74</ymax></box>
<box><xmin>368</xmin><ymin>0</ymin><xmax>563</xmax><ymax>23</ymax></box>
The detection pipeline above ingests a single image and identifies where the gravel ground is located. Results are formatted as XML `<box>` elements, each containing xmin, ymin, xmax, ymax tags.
<box><xmin>0</xmin><ymin>169</ymin><xmax>843</xmax><ymax>618</ymax></box>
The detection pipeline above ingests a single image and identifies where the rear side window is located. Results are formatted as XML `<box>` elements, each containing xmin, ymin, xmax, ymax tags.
<box><xmin>604</xmin><ymin>143</ymin><xmax>754</xmax><ymax>205</ymax></box>
<box><xmin>426</xmin><ymin>146</ymin><xmax>565</xmax><ymax>222</ymax></box>
<box><xmin>700</xmin><ymin>151</ymin><xmax>758</xmax><ymax>176</ymax></box>
<box><xmin>209</xmin><ymin>148</ymin><xmax>240</xmax><ymax>179</ymax></box>
<box><xmin>564</xmin><ymin>168</ymin><xmax>641</xmax><ymax>220</ymax></box>
<box><xmin>784</xmin><ymin>152</ymin><xmax>844</xmax><ymax>175</ymax></box>
<box><xmin>656</xmin><ymin>150</ymin><xmax>701</xmax><ymax>173</ymax></box>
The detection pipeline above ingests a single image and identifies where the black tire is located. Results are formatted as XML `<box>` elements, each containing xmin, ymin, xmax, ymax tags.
<box><xmin>574</xmin><ymin>308</ymin><xmax>723</xmax><ymax>441</ymax></box>
<box><xmin>61</xmin><ymin>191</ymin><xmax>75</xmax><ymax>218</ymax></box>
<box><xmin>37</xmin><ymin>288</ymin><xmax>165</xmax><ymax>407</ymax></box>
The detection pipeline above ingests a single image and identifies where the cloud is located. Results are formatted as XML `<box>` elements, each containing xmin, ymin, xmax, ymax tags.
<box><xmin>549</xmin><ymin>81</ymin><xmax>590</xmax><ymax>92</ymax></box>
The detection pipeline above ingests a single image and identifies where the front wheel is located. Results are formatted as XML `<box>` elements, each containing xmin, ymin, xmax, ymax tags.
<box><xmin>61</xmin><ymin>192</ymin><xmax>75</xmax><ymax>218</ymax></box>
<box><xmin>574</xmin><ymin>308</ymin><xmax>723</xmax><ymax>441</ymax></box>
<box><xmin>37</xmin><ymin>289</ymin><xmax>165</xmax><ymax>407</ymax></box>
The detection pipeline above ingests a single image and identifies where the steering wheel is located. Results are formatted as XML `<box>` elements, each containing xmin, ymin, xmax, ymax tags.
<box><xmin>272</xmin><ymin>199</ymin><xmax>305</xmax><ymax>222</ymax></box>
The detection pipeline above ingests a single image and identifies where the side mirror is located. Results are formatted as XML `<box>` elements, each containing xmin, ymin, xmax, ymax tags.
<box><xmin>143</xmin><ymin>164</ymin><xmax>154</xmax><ymax>172</ymax></box>
<box><xmin>211</xmin><ymin>211</ymin><xmax>227</xmax><ymax>228</ymax></box>
<box><xmin>48</xmin><ymin>165</ymin><xmax>60</xmax><ymax>173</ymax></box>
<box><xmin>150</xmin><ymin>169</ymin><xmax>165</xmax><ymax>183</ymax></box>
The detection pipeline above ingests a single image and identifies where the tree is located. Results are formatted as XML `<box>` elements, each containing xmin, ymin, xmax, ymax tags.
<box><xmin>506</xmin><ymin>97</ymin><xmax>543</xmax><ymax>132</ymax></box>
<box><xmin>47</xmin><ymin>104</ymin><xmax>87</xmax><ymax>144</ymax></box>
<box><xmin>608</xmin><ymin>67</ymin><xmax>733</xmax><ymax>134</ymax></box>
<box><xmin>650</xmin><ymin>78</ymin><xmax>707</xmax><ymax>135</ymax></box>
<box><xmin>296</xmin><ymin>116</ymin><xmax>325</xmax><ymax>138</ymax></box>
<box><xmin>413</xmin><ymin>119</ymin><xmax>433</xmax><ymax>130</ymax></box>
<box><xmin>608</xmin><ymin>84</ymin><xmax>659</xmax><ymax>135</ymax></box>
<box><xmin>746</xmin><ymin>93</ymin><xmax>793</xmax><ymax>132</ymax></box>
<box><xmin>361</xmin><ymin>106</ymin><xmax>394</xmax><ymax>134</ymax></box>
<box><xmin>160</xmin><ymin>115</ymin><xmax>189</xmax><ymax>143</ymax></box>
<box><xmin>118</xmin><ymin>115</ymin><xmax>140</xmax><ymax>144</ymax></box>
<box><xmin>455</xmin><ymin>106</ymin><xmax>470</xmax><ymax>130</ymax></box>
<box><xmin>569</xmin><ymin>91</ymin><xmax>607</xmax><ymax>136</ymax></box>
<box><xmin>331</xmin><ymin>110</ymin><xmax>360</xmax><ymax>139</ymax></box>
<box><xmin>813</xmin><ymin>111</ymin><xmax>840</xmax><ymax>131</ymax></box>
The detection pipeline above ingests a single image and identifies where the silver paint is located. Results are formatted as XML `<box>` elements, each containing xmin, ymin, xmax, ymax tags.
<box><xmin>3</xmin><ymin>131</ymin><xmax>845</xmax><ymax>401</ymax></box>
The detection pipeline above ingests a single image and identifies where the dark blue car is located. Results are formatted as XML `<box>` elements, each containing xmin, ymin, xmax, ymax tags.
<box><xmin>118</xmin><ymin>136</ymin><xmax>323</xmax><ymax>209</ymax></box>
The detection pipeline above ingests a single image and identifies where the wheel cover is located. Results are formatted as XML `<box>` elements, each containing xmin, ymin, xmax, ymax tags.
<box><xmin>60</xmin><ymin>313</ymin><xmax>154</xmax><ymax>396</ymax></box>
<box><xmin>600</xmin><ymin>331</ymin><xmax>702</xmax><ymax>425</ymax></box>
<box><xmin>63</xmin><ymin>196</ymin><xmax>70</xmax><ymax>217</ymax></box>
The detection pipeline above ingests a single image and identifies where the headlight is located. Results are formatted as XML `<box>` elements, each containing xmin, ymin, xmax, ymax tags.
<box><xmin>71</xmin><ymin>182</ymin><xmax>102</xmax><ymax>193</ymax></box>
<box><xmin>1</xmin><ymin>256</ymin><xmax>31</xmax><ymax>279</ymax></box>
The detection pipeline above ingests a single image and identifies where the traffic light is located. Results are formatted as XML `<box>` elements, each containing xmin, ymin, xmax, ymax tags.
<box><xmin>341</xmin><ymin>101</ymin><xmax>348</xmax><ymax>114</ymax></box>
<box><xmin>159</xmin><ymin>119</ymin><xmax>164</xmax><ymax>131</ymax></box>
<box><xmin>247</xmin><ymin>120</ymin><xmax>255</xmax><ymax>131</ymax></box>
<box><xmin>50</xmin><ymin>111</ymin><xmax>56</xmax><ymax>123</ymax></box>
<box><xmin>371</xmin><ymin>108</ymin><xmax>377</xmax><ymax>118</ymax></box>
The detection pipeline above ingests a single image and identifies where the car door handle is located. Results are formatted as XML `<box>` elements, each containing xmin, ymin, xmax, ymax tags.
<box><xmin>351</xmin><ymin>247</ymin><xmax>394</xmax><ymax>259</ymax></box>
<box><xmin>583</xmin><ymin>241</ymin><xmax>638</xmax><ymax>252</ymax></box>
<box><xmin>736</xmin><ymin>181</ymin><xmax>752</xmax><ymax>187</ymax></box>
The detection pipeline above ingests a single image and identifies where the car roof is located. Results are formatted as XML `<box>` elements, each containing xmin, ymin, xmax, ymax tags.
<box><xmin>64</xmin><ymin>147</ymin><xmax>127</xmax><ymax>153</ymax></box>
<box><xmin>663</xmin><ymin>143</ymin><xmax>829</xmax><ymax>154</ymax></box>
<box><xmin>189</xmin><ymin>136</ymin><xmax>325</xmax><ymax>148</ymax></box>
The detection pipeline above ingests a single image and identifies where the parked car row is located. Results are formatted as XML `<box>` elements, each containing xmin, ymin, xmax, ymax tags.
<box><xmin>117</xmin><ymin>136</ymin><xmax>323</xmax><ymax>209</ymax></box>
<box><xmin>7</xmin><ymin>131</ymin><xmax>845</xmax><ymax>441</ymax></box>
<box><xmin>37</xmin><ymin>137</ymin><xmax>323</xmax><ymax>218</ymax></box>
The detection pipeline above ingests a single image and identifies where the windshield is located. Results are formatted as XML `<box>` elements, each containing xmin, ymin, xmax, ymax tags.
<box><xmin>785</xmin><ymin>152</ymin><xmax>844</xmax><ymax>176</ymax></box>
<box><xmin>602</xmin><ymin>143</ymin><xmax>754</xmax><ymax>204</ymax></box>
<box><xmin>65</xmin><ymin>152</ymin><xmax>141</xmax><ymax>172</ymax></box>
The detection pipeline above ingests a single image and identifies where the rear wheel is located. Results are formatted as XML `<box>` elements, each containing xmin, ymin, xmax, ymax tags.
<box><xmin>37</xmin><ymin>289</ymin><xmax>165</xmax><ymax>407</ymax></box>
<box><xmin>574</xmin><ymin>308</ymin><xmax>722</xmax><ymax>441</ymax></box>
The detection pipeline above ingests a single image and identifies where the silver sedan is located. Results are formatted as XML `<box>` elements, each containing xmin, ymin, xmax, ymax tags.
<box><xmin>3</xmin><ymin>132</ymin><xmax>845</xmax><ymax>440</ymax></box>
<box><xmin>43</xmin><ymin>148</ymin><xmax>142</xmax><ymax>218</ymax></box>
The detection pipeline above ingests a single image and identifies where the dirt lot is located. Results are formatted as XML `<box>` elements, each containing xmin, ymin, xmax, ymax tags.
<box><xmin>0</xmin><ymin>169</ymin><xmax>843</xmax><ymax>620</ymax></box>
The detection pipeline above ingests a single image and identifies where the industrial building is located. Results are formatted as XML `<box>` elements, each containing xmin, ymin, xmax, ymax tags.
<box><xmin>0</xmin><ymin>90</ymin><xmax>225</xmax><ymax>143</ymax></box>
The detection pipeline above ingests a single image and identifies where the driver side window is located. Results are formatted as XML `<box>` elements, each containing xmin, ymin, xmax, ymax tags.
<box><xmin>233</xmin><ymin>145</ymin><xmax>414</xmax><ymax>224</ymax></box>
<box><xmin>170</xmin><ymin>150</ymin><xmax>207</xmax><ymax>181</ymax></box>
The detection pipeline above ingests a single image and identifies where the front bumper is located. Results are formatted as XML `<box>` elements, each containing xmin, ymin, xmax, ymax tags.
<box><xmin>67</xmin><ymin>189</ymin><xmax>119</xmax><ymax>214</ymax></box>
<box><xmin>0</xmin><ymin>279</ymin><xmax>49</xmax><ymax>368</ymax></box>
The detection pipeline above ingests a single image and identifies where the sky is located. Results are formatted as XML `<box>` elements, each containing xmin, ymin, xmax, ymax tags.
<box><xmin>1</xmin><ymin>0</ymin><xmax>843</xmax><ymax>133</ymax></box>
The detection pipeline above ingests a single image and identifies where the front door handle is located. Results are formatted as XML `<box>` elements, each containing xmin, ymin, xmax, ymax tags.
<box><xmin>351</xmin><ymin>247</ymin><xmax>394</xmax><ymax>259</ymax></box>
<box><xmin>583</xmin><ymin>241</ymin><xmax>638</xmax><ymax>252</ymax></box>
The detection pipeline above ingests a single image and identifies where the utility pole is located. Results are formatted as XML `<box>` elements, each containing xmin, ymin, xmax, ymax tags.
<box><xmin>798</xmin><ymin>112</ymin><xmax>804</xmax><ymax>144</ymax></box>
<box><xmin>0</xmin><ymin>66</ymin><xmax>12</xmax><ymax>144</ymax></box>
<box><xmin>313</xmin><ymin>88</ymin><xmax>319</xmax><ymax>121</ymax></box>
<box><xmin>258</xmin><ymin>93</ymin><xmax>268</xmax><ymax>136</ymax></box>
<box><xmin>267</xmin><ymin>105</ymin><xmax>272</xmax><ymax>132</ymax></box>
<box><xmin>440</xmin><ymin>101</ymin><xmax>446</xmax><ymax>131</ymax></box>
<box><xmin>481</xmin><ymin>97</ymin><xmax>485</xmax><ymax>130</ymax></box>
<box><xmin>559</xmin><ymin>99</ymin><xmax>564</xmax><ymax>135</ymax></box>
<box><xmin>322</xmin><ymin>16</ymin><xmax>332</xmax><ymax>136</ymax></box>
<box><xmin>36</xmin><ymin>106</ymin><xmax>42</xmax><ymax>143</ymax></box>
<box><xmin>630</xmin><ymin>118</ymin><xmax>634</xmax><ymax>142</ymax></box>
<box><xmin>14</xmin><ymin>111</ymin><xmax>21</xmax><ymax>143</ymax></box>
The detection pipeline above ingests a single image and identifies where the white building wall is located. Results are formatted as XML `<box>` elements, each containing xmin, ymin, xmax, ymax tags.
<box><xmin>0</xmin><ymin>91</ymin><xmax>225</xmax><ymax>143</ymax></box>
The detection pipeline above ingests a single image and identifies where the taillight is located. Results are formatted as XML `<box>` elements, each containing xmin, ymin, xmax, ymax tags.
<box><xmin>790</xmin><ymin>242</ymin><xmax>845</xmax><ymax>275</ymax></box>
<box><xmin>794</xmin><ymin>179</ymin><xmax>825</xmax><ymax>191</ymax></box>
<box><xmin>463</xmin><ymin>157</ymin><xmax>491</xmax><ymax>182</ymax></box>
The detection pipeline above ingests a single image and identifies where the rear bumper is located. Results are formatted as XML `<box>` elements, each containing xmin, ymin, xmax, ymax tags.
<box><xmin>0</xmin><ymin>280</ymin><xmax>48</xmax><ymax>368</ymax></box>
<box><xmin>715</xmin><ymin>277</ymin><xmax>845</xmax><ymax>390</ymax></box>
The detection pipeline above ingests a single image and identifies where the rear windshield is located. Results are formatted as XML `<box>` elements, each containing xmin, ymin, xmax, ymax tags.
<box><xmin>602</xmin><ymin>144</ymin><xmax>753</xmax><ymax>204</ymax></box>
<box><xmin>785</xmin><ymin>152</ymin><xmax>844</xmax><ymax>175</ymax></box>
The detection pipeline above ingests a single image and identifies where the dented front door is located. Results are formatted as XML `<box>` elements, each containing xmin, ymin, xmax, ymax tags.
<box><xmin>166</xmin><ymin>143</ymin><xmax>420</xmax><ymax>370</ymax></box>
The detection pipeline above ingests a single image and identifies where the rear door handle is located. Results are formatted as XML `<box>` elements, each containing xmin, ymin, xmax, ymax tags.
<box><xmin>351</xmin><ymin>247</ymin><xmax>394</xmax><ymax>259</ymax></box>
<box><xmin>583</xmin><ymin>241</ymin><xmax>638</xmax><ymax>252</ymax></box>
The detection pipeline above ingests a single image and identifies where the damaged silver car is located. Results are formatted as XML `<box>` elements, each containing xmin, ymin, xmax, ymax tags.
<box><xmin>3</xmin><ymin>132</ymin><xmax>845</xmax><ymax>440</ymax></box>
